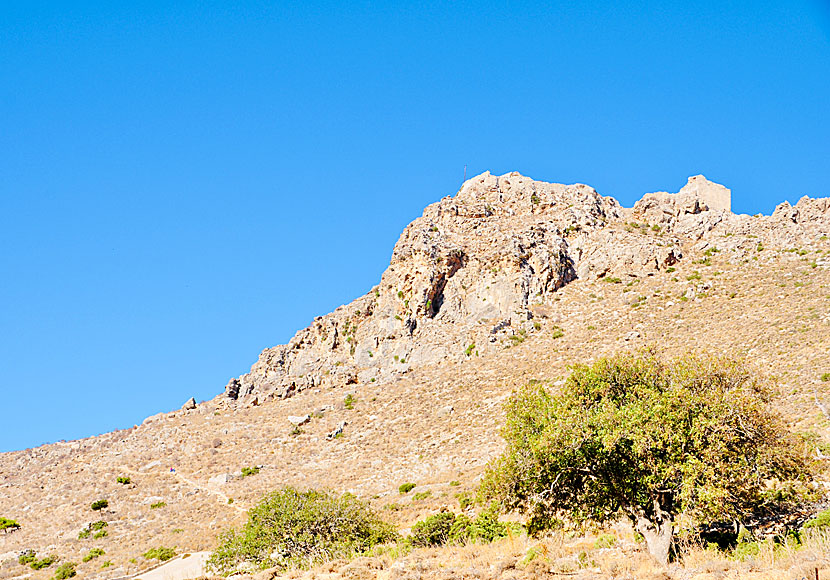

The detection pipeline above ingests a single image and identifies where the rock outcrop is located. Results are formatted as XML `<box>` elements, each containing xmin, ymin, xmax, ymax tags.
<box><xmin>224</xmin><ymin>172</ymin><xmax>829</xmax><ymax>405</ymax></box>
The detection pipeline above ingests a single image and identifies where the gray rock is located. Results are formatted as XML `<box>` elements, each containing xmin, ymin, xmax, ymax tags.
<box><xmin>287</xmin><ymin>414</ymin><xmax>310</xmax><ymax>426</ymax></box>
<box><xmin>182</xmin><ymin>397</ymin><xmax>197</xmax><ymax>411</ymax></box>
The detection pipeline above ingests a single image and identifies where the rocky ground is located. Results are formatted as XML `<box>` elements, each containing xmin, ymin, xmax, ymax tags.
<box><xmin>1</xmin><ymin>173</ymin><xmax>829</xmax><ymax>580</ymax></box>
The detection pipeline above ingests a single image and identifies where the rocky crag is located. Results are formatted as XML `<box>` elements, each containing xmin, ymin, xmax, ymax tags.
<box><xmin>226</xmin><ymin>172</ymin><xmax>829</xmax><ymax>406</ymax></box>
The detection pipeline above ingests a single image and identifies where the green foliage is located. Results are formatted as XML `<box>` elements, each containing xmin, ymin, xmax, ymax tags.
<box><xmin>398</xmin><ymin>482</ymin><xmax>416</xmax><ymax>494</ymax></box>
<box><xmin>449</xmin><ymin>480</ymin><xmax>461</xmax><ymax>487</ymax></box>
<box><xmin>0</xmin><ymin>517</ymin><xmax>20</xmax><ymax>531</ymax></box>
<box><xmin>821</xmin><ymin>372</ymin><xmax>830</xmax><ymax>382</ymax></box>
<box><xmin>207</xmin><ymin>488</ymin><xmax>397</xmax><ymax>574</ymax></box>
<box><xmin>90</xmin><ymin>499</ymin><xmax>108</xmax><ymax>511</ymax></box>
<box><xmin>30</xmin><ymin>555</ymin><xmax>57</xmax><ymax>570</ymax></box>
<box><xmin>143</xmin><ymin>547</ymin><xmax>176</xmax><ymax>562</ymax></box>
<box><xmin>603</xmin><ymin>277</ymin><xmax>622</xmax><ymax>284</ymax></box>
<box><xmin>52</xmin><ymin>562</ymin><xmax>76</xmax><ymax>579</ymax></box>
<box><xmin>116</xmin><ymin>476</ymin><xmax>131</xmax><ymax>485</ymax></box>
<box><xmin>150</xmin><ymin>501</ymin><xmax>166</xmax><ymax>509</ymax></box>
<box><xmin>18</xmin><ymin>550</ymin><xmax>36</xmax><ymax>565</ymax></box>
<box><xmin>456</xmin><ymin>491</ymin><xmax>473</xmax><ymax>510</ymax></box>
<box><xmin>480</xmin><ymin>350</ymin><xmax>809</xmax><ymax>543</ymax></box>
<box><xmin>241</xmin><ymin>466</ymin><xmax>261</xmax><ymax>478</ymax></box>
<box><xmin>413</xmin><ymin>490</ymin><xmax>432</xmax><ymax>501</ymax></box>
<box><xmin>408</xmin><ymin>505</ymin><xmax>518</xmax><ymax>548</ymax></box>
<box><xmin>100</xmin><ymin>561</ymin><xmax>113</xmax><ymax>568</ymax></box>
<box><xmin>665</xmin><ymin>266</ymin><xmax>676</xmax><ymax>273</ymax></box>
<box><xmin>594</xmin><ymin>534</ymin><xmax>617</xmax><ymax>549</ymax></box>
<box><xmin>344</xmin><ymin>394</ymin><xmax>355</xmax><ymax>410</ymax></box>
<box><xmin>686</xmin><ymin>270</ymin><xmax>702</xmax><ymax>281</ymax></box>
<box><xmin>551</xmin><ymin>327</ymin><xmax>564</xmax><ymax>339</ymax></box>
<box><xmin>409</xmin><ymin>511</ymin><xmax>456</xmax><ymax>547</ymax></box>
<box><xmin>82</xmin><ymin>548</ymin><xmax>105</xmax><ymax>563</ymax></box>
<box><xmin>804</xmin><ymin>508</ymin><xmax>830</xmax><ymax>530</ymax></box>
<box><xmin>465</xmin><ymin>343</ymin><xmax>476</xmax><ymax>357</ymax></box>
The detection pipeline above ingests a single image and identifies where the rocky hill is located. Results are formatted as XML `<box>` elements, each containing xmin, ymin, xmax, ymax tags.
<box><xmin>1</xmin><ymin>172</ymin><xmax>829</xmax><ymax>580</ymax></box>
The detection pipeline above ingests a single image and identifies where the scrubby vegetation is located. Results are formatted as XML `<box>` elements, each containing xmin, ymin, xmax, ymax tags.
<box><xmin>408</xmin><ymin>505</ymin><xmax>519</xmax><ymax>548</ymax></box>
<box><xmin>52</xmin><ymin>562</ymin><xmax>76</xmax><ymax>579</ymax></box>
<box><xmin>29</xmin><ymin>555</ymin><xmax>57</xmax><ymax>570</ymax></box>
<box><xmin>398</xmin><ymin>482</ymin><xmax>416</xmax><ymax>494</ymax></box>
<box><xmin>143</xmin><ymin>546</ymin><xmax>176</xmax><ymax>561</ymax></box>
<box><xmin>0</xmin><ymin>517</ymin><xmax>20</xmax><ymax>531</ymax></box>
<box><xmin>481</xmin><ymin>350</ymin><xmax>812</xmax><ymax>565</ymax></box>
<box><xmin>90</xmin><ymin>499</ymin><xmax>108</xmax><ymax>511</ymax></box>
<box><xmin>241</xmin><ymin>466</ymin><xmax>261</xmax><ymax>478</ymax></box>
<box><xmin>207</xmin><ymin>487</ymin><xmax>397</xmax><ymax>574</ymax></box>
<box><xmin>78</xmin><ymin>520</ymin><xmax>108</xmax><ymax>539</ymax></box>
<box><xmin>82</xmin><ymin>548</ymin><xmax>105</xmax><ymax>562</ymax></box>
<box><xmin>116</xmin><ymin>476</ymin><xmax>131</xmax><ymax>484</ymax></box>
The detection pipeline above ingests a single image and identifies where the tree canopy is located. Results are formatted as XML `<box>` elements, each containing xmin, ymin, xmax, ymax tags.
<box><xmin>480</xmin><ymin>350</ymin><xmax>810</xmax><ymax>564</ymax></box>
<box><xmin>0</xmin><ymin>517</ymin><xmax>20</xmax><ymax>532</ymax></box>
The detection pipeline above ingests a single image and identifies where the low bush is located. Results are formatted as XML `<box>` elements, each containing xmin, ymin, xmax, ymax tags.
<box><xmin>53</xmin><ymin>562</ymin><xmax>76</xmax><ymax>579</ymax></box>
<box><xmin>117</xmin><ymin>476</ymin><xmax>131</xmax><ymax>485</ymax></box>
<box><xmin>30</xmin><ymin>555</ymin><xmax>57</xmax><ymax>570</ymax></box>
<box><xmin>90</xmin><ymin>500</ymin><xmax>108</xmax><ymax>511</ymax></box>
<box><xmin>18</xmin><ymin>550</ymin><xmax>36</xmax><ymax>565</ymax></box>
<box><xmin>207</xmin><ymin>487</ymin><xmax>397</xmax><ymax>574</ymax></box>
<box><xmin>150</xmin><ymin>502</ymin><xmax>166</xmax><ymax>509</ymax></box>
<box><xmin>398</xmin><ymin>482</ymin><xmax>416</xmax><ymax>494</ymax></box>
<box><xmin>407</xmin><ymin>505</ymin><xmax>519</xmax><ymax>548</ymax></box>
<box><xmin>241</xmin><ymin>466</ymin><xmax>260</xmax><ymax>478</ymax></box>
<box><xmin>143</xmin><ymin>547</ymin><xmax>176</xmax><ymax>562</ymax></box>
<box><xmin>82</xmin><ymin>548</ymin><xmax>105</xmax><ymax>563</ymax></box>
<box><xmin>804</xmin><ymin>508</ymin><xmax>830</xmax><ymax>530</ymax></box>
<box><xmin>0</xmin><ymin>517</ymin><xmax>20</xmax><ymax>531</ymax></box>
<box><xmin>78</xmin><ymin>520</ymin><xmax>108</xmax><ymax>539</ymax></box>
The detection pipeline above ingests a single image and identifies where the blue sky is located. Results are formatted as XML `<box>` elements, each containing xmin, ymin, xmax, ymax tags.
<box><xmin>1</xmin><ymin>1</ymin><xmax>829</xmax><ymax>451</ymax></box>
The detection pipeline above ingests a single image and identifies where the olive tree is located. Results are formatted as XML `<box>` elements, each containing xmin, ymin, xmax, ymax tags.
<box><xmin>480</xmin><ymin>351</ymin><xmax>809</xmax><ymax>565</ymax></box>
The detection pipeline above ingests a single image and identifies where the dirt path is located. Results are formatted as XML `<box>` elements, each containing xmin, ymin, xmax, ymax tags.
<box><xmin>131</xmin><ymin>552</ymin><xmax>211</xmax><ymax>580</ymax></box>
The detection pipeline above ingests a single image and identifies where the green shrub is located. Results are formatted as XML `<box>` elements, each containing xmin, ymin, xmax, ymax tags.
<box><xmin>52</xmin><ymin>562</ymin><xmax>76</xmax><ymax>579</ymax></box>
<box><xmin>241</xmin><ymin>466</ymin><xmax>261</xmax><ymax>478</ymax></box>
<box><xmin>449</xmin><ymin>480</ymin><xmax>461</xmax><ymax>487</ymax></box>
<box><xmin>82</xmin><ymin>548</ymin><xmax>105</xmax><ymax>563</ymax></box>
<box><xmin>344</xmin><ymin>394</ymin><xmax>355</xmax><ymax>410</ymax></box>
<box><xmin>408</xmin><ymin>505</ymin><xmax>518</xmax><ymax>548</ymax></box>
<box><xmin>150</xmin><ymin>501</ymin><xmax>166</xmax><ymax>509</ymax></box>
<box><xmin>398</xmin><ymin>482</ymin><xmax>416</xmax><ymax>494</ymax></box>
<box><xmin>143</xmin><ymin>547</ymin><xmax>176</xmax><ymax>562</ymax></box>
<box><xmin>117</xmin><ymin>476</ymin><xmax>131</xmax><ymax>485</ymax></box>
<box><xmin>207</xmin><ymin>488</ymin><xmax>397</xmax><ymax>574</ymax></box>
<box><xmin>594</xmin><ymin>534</ymin><xmax>616</xmax><ymax>548</ymax></box>
<box><xmin>30</xmin><ymin>555</ymin><xmax>57</xmax><ymax>570</ymax></box>
<box><xmin>18</xmin><ymin>550</ymin><xmax>36</xmax><ymax>565</ymax></box>
<box><xmin>100</xmin><ymin>561</ymin><xmax>112</xmax><ymax>568</ymax></box>
<box><xmin>0</xmin><ymin>517</ymin><xmax>20</xmax><ymax>531</ymax></box>
<box><xmin>91</xmin><ymin>499</ymin><xmax>108</xmax><ymax>511</ymax></box>
<box><xmin>603</xmin><ymin>277</ymin><xmax>621</xmax><ymax>284</ymax></box>
<box><xmin>821</xmin><ymin>373</ymin><xmax>830</xmax><ymax>382</ymax></box>
<box><xmin>409</xmin><ymin>511</ymin><xmax>456</xmax><ymax>547</ymax></box>
<box><xmin>413</xmin><ymin>490</ymin><xmax>432</xmax><ymax>501</ymax></box>
<box><xmin>465</xmin><ymin>343</ymin><xmax>475</xmax><ymax>356</ymax></box>
<box><xmin>456</xmin><ymin>491</ymin><xmax>473</xmax><ymax>510</ymax></box>
<box><xmin>804</xmin><ymin>508</ymin><xmax>830</xmax><ymax>530</ymax></box>
<box><xmin>79</xmin><ymin>521</ymin><xmax>108</xmax><ymax>539</ymax></box>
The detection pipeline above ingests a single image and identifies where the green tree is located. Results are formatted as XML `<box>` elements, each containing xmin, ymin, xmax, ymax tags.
<box><xmin>208</xmin><ymin>488</ymin><xmax>397</xmax><ymax>574</ymax></box>
<box><xmin>0</xmin><ymin>517</ymin><xmax>20</xmax><ymax>532</ymax></box>
<box><xmin>480</xmin><ymin>350</ymin><xmax>809</xmax><ymax>565</ymax></box>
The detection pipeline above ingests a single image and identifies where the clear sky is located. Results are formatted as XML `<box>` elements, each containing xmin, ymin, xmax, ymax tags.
<box><xmin>1</xmin><ymin>1</ymin><xmax>829</xmax><ymax>452</ymax></box>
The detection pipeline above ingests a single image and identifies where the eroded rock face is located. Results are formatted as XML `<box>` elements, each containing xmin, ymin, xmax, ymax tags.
<box><xmin>224</xmin><ymin>172</ymin><xmax>829</xmax><ymax>404</ymax></box>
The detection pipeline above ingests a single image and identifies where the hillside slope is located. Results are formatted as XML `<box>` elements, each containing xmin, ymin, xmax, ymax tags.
<box><xmin>1</xmin><ymin>172</ymin><xmax>829</xmax><ymax>579</ymax></box>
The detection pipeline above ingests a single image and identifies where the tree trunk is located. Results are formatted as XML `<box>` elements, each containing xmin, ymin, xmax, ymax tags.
<box><xmin>633</xmin><ymin>498</ymin><xmax>674</xmax><ymax>566</ymax></box>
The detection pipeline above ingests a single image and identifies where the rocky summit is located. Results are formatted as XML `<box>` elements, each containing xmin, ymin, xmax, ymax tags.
<box><xmin>227</xmin><ymin>171</ymin><xmax>827</xmax><ymax>405</ymax></box>
<box><xmin>1</xmin><ymin>172</ymin><xmax>829</xmax><ymax>580</ymax></box>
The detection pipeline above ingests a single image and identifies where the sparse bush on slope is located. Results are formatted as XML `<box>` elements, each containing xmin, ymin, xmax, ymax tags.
<box><xmin>208</xmin><ymin>487</ymin><xmax>397</xmax><ymax>574</ymax></box>
<box><xmin>480</xmin><ymin>349</ymin><xmax>812</xmax><ymax>565</ymax></box>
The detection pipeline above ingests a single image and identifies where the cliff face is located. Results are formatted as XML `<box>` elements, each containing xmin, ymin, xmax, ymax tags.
<box><xmin>225</xmin><ymin>172</ymin><xmax>830</xmax><ymax>405</ymax></box>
